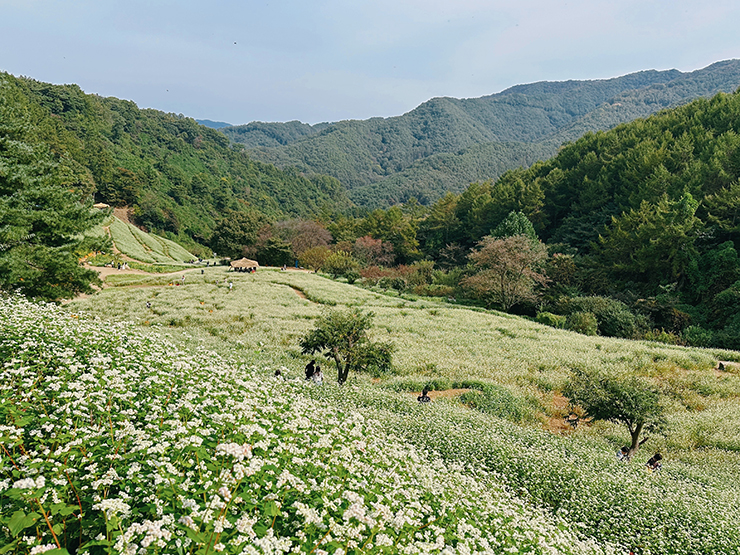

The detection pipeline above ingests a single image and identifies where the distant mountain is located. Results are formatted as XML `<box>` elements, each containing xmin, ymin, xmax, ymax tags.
<box><xmin>222</xmin><ymin>120</ymin><xmax>332</xmax><ymax>148</ymax></box>
<box><xmin>196</xmin><ymin>119</ymin><xmax>233</xmax><ymax>129</ymax></box>
<box><xmin>222</xmin><ymin>60</ymin><xmax>740</xmax><ymax>208</ymax></box>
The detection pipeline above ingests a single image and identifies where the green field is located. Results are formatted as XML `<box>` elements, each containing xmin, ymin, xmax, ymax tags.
<box><xmin>3</xmin><ymin>269</ymin><xmax>740</xmax><ymax>553</ymax></box>
<box><xmin>93</xmin><ymin>215</ymin><xmax>196</xmax><ymax>265</ymax></box>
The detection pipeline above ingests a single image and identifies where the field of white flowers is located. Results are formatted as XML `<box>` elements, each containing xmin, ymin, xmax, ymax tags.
<box><xmin>4</xmin><ymin>268</ymin><xmax>740</xmax><ymax>553</ymax></box>
<box><xmin>1</xmin><ymin>295</ymin><xmax>616</xmax><ymax>554</ymax></box>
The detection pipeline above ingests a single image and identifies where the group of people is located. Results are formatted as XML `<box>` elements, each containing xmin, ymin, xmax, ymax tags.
<box><xmin>304</xmin><ymin>360</ymin><xmax>323</xmax><ymax>385</ymax></box>
<box><xmin>616</xmin><ymin>446</ymin><xmax>663</xmax><ymax>472</ymax></box>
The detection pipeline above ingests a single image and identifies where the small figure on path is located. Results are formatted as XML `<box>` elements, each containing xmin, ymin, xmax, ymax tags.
<box><xmin>305</xmin><ymin>359</ymin><xmax>316</xmax><ymax>380</ymax></box>
<box><xmin>312</xmin><ymin>366</ymin><xmax>323</xmax><ymax>385</ymax></box>
<box><xmin>417</xmin><ymin>388</ymin><xmax>431</xmax><ymax>403</ymax></box>
<box><xmin>646</xmin><ymin>453</ymin><xmax>662</xmax><ymax>472</ymax></box>
<box><xmin>181</xmin><ymin>275</ymin><xmax>186</xmax><ymax>285</ymax></box>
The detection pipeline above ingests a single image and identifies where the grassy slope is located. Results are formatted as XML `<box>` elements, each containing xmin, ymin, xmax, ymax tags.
<box><xmin>65</xmin><ymin>269</ymin><xmax>740</xmax><ymax>552</ymax></box>
<box><xmin>104</xmin><ymin>216</ymin><xmax>196</xmax><ymax>264</ymax></box>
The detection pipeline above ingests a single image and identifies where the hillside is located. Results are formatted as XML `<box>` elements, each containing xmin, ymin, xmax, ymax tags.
<box><xmin>0</xmin><ymin>72</ymin><xmax>351</xmax><ymax>255</ymax></box>
<box><xmin>39</xmin><ymin>267</ymin><xmax>740</xmax><ymax>554</ymax></box>
<box><xmin>223</xmin><ymin>60</ymin><xmax>740</xmax><ymax>207</ymax></box>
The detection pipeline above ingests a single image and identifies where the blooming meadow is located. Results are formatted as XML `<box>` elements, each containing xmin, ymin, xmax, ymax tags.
<box><xmin>5</xmin><ymin>268</ymin><xmax>740</xmax><ymax>553</ymax></box>
<box><xmin>1</xmin><ymin>295</ymin><xmax>615</xmax><ymax>554</ymax></box>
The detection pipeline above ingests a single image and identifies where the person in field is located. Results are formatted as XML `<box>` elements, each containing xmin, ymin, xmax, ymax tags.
<box><xmin>312</xmin><ymin>366</ymin><xmax>323</xmax><ymax>385</ymax></box>
<box><xmin>417</xmin><ymin>388</ymin><xmax>431</xmax><ymax>403</ymax></box>
<box><xmin>305</xmin><ymin>359</ymin><xmax>316</xmax><ymax>380</ymax></box>
<box><xmin>646</xmin><ymin>453</ymin><xmax>662</xmax><ymax>472</ymax></box>
<box><xmin>616</xmin><ymin>446</ymin><xmax>630</xmax><ymax>462</ymax></box>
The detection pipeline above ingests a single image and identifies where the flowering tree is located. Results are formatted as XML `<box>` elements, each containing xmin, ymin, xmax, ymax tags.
<box><xmin>462</xmin><ymin>235</ymin><xmax>548</xmax><ymax>310</ymax></box>
<box><xmin>299</xmin><ymin>308</ymin><xmax>394</xmax><ymax>384</ymax></box>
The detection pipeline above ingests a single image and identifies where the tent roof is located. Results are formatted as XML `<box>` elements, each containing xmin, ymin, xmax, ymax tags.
<box><xmin>230</xmin><ymin>258</ymin><xmax>260</xmax><ymax>268</ymax></box>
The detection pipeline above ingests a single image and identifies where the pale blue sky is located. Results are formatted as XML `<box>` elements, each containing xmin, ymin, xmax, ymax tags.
<box><xmin>2</xmin><ymin>1</ymin><xmax>739</xmax><ymax>124</ymax></box>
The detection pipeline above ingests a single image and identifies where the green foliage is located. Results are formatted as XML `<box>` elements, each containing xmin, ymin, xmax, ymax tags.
<box><xmin>491</xmin><ymin>210</ymin><xmax>539</xmax><ymax>242</ymax></box>
<box><xmin>232</xmin><ymin>61</ymin><xmax>740</xmax><ymax>209</ymax></box>
<box><xmin>565</xmin><ymin>312</ymin><xmax>599</xmax><ymax>335</ymax></box>
<box><xmin>299</xmin><ymin>308</ymin><xmax>395</xmax><ymax>384</ymax></box>
<box><xmin>536</xmin><ymin>311</ymin><xmax>567</xmax><ymax>328</ymax></box>
<box><xmin>559</xmin><ymin>296</ymin><xmax>644</xmax><ymax>339</ymax></box>
<box><xmin>0</xmin><ymin>81</ymin><xmax>106</xmax><ymax>299</ymax></box>
<box><xmin>210</xmin><ymin>209</ymin><xmax>268</xmax><ymax>259</ymax></box>
<box><xmin>564</xmin><ymin>367</ymin><xmax>666</xmax><ymax>452</ymax></box>
<box><xmin>0</xmin><ymin>72</ymin><xmax>351</xmax><ymax>257</ymax></box>
<box><xmin>321</xmin><ymin>250</ymin><xmax>361</xmax><ymax>279</ymax></box>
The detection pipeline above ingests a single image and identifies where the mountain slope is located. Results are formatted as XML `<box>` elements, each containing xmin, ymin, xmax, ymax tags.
<box><xmin>0</xmin><ymin>72</ymin><xmax>351</xmax><ymax>254</ymax></box>
<box><xmin>225</xmin><ymin>60</ymin><xmax>740</xmax><ymax>207</ymax></box>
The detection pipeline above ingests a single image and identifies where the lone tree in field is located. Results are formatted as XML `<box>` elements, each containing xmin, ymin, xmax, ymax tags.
<box><xmin>564</xmin><ymin>367</ymin><xmax>665</xmax><ymax>457</ymax></box>
<box><xmin>299</xmin><ymin>308</ymin><xmax>394</xmax><ymax>384</ymax></box>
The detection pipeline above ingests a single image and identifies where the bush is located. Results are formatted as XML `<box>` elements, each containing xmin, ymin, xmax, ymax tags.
<box><xmin>560</xmin><ymin>296</ymin><xmax>643</xmax><ymax>338</ymax></box>
<box><xmin>682</xmin><ymin>325</ymin><xmax>714</xmax><ymax>347</ymax></box>
<box><xmin>642</xmin><ymin>328</ymin><xmax>684</xmax><ymax>345</ymax></box>
<box><xmin>536</xmin><ymin>311</ymin><xmax>567</xmax><ymax>329</ymax></box>
<box><xmin>456</xmin><ymin>381</ymin><xmax>533</xmax><ymax>422</ymax></box>
<box><xmin>565</xmin><ymin>311</ymin><xmax>599</xmax><ymax>335</ymax></box>
<box><xmin>413</xmin><ymin>284</ymin><xmax>456</xmax><ymax>297</ymax></box>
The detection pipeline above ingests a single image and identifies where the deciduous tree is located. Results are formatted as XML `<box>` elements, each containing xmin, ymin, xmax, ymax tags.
<box><xmin>299</xmin><ymin>308</ymin><xmax>394</xmax><ymax>384</ymax></box>
<box><xmin>462</xmin><ymin>235</ymin><xmax>548</xmax><ymax>310</ymax></box>
<box><xmin>564</xmin><ymin>367</ymin><xmax>665</xmax><ymax>457</ymax></box>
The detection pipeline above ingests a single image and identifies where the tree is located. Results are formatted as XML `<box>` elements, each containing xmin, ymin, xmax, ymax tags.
<box><xmin>322</xmin><ymin>250</ymin><xmax>361</xmax><ymax>279</ymax></box>
<box><xmin>299</xmin><ymin>308</ymin><xmax>395</xmax><ymax>384</ymax></box>
<box><xmin>352</xmin><ymin>235</ymin><xmax>395</xmax><ymax>267</ymax></box>
<box><xmin>563</xmin><ymin>367</ymin><xmax>665</xmax><ymax>456</ymax></box>
<box><xmin>299</xmin><ymin>245</ymin><xmax>331</xmax><ymax>272</ymax></box>
<box><xmin>209</xmin><ymin>209</ymin><xmax>267</xmax><ymax>259</ymax></box>
<box><xmin>271</xmin><ymin>219</ymin><xmax>332</xmax><ymax>258</ymax></box>
<box><xmin>491</xmin><ymin>210</ymin><xmax>538</xmax><ymax>242</ymax></box>
<box><xmin>462</xmin><ymin>235</ymin><xmax>548</xmax><ymax>310</ymax></box>
<box><xmin>0</xmin><ymin>88</ymin><xmax>106</xmax><ymax>300</ymax></box>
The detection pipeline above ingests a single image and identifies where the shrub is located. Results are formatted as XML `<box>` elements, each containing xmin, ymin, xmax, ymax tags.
<box><xmin>566</xmin><ymin>311</ymin><xmax>599</xmax><ymax>335</ymax></box>
<box><xmin>536</xmin><ymin>311</ymin><xmax>567</xmax><ymax>329</ymax></box>
<box><xmin>560</xmin><ymin>296</ymin><xmax>643</xmax><ymax>338</ymax></box>
<box><xmin>682</xmin><ymin>325</ymin><xmax>714</xmax><ymax>347</ymax></box>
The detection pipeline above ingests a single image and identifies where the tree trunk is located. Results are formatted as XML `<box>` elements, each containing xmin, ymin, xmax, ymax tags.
<box><xmin>628</xmin><ymin>421</ymin><xmax>644</xmax><ymax>457</ymax></box>
<box><xmin>334</xmin><ymin>353</ymin><xmax>348</xmax><ymax>385</ymax></box>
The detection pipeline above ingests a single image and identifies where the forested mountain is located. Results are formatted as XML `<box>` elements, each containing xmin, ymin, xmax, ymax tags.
<box><xmin>416</xmin><ymin>89</ymin><xmax>740</xmax><ymax>347</ymax></box>
<box><xmin>195</xmin><ymin>119</ymin><xmax>233</xmax><ymax>129</ymax></box>
<box><xmin>0</xmin><ymin>72</ymin><xmax>350</xmax><ymax>255</ymax></box>
<box><xmin>223</xmin><ymin>60</ymin><xmax>740</xmax><ymax>207</ymax></box>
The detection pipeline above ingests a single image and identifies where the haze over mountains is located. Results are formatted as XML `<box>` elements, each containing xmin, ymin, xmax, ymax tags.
<box><xmin>222</xmin><ymin>60</ymin><xmax>740</xmax><ymax>208</ymax></box>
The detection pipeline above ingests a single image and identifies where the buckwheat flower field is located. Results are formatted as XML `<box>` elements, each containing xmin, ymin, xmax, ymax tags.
<box><xmin>1</xmin><ymin>295</ymin><xmax>615</xmax><ymax>554</ymax></box>
<box><xmin>6</xmin><ymin>268</ymin><xmax>740</xmax><ymax>554</ymax></box>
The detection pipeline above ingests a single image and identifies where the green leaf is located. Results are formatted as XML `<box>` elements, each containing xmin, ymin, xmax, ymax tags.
<box><xmin>263</xmin><ymin>500</ymin><xmax>281</xmax><ymax>517</ymax></box>
<box><xmin>8</xmin><ymin>510</ymin><xmax>40</xmax><ymax>537</ymax></box>
<box><xmin>0</xmin><ymin>540</ymin><xmax>19</xmax><ymax>554</ymax></box>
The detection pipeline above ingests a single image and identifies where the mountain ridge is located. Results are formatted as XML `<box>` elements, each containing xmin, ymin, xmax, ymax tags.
<box><xmin>222</xmin><ymin>60</ymin><xmax>740</xmax><ymax>208</ymax></box>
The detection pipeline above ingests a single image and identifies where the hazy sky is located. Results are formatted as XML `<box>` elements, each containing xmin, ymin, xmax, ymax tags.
<box><xmin>2</xmin><ymin>1</ymin><xmax>739</xmax><ymax>125</ymax></box>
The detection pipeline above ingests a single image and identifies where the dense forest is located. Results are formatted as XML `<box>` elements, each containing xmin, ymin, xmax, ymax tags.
<box><xmin>0</xmin><ymin>72</ymin><xmax>350</xmax><ymax>255</ymax></box>
<box><xmin>223</xmin><ymin>60</ymin><xmax>740</xmax><ymax>208</ymax></box>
